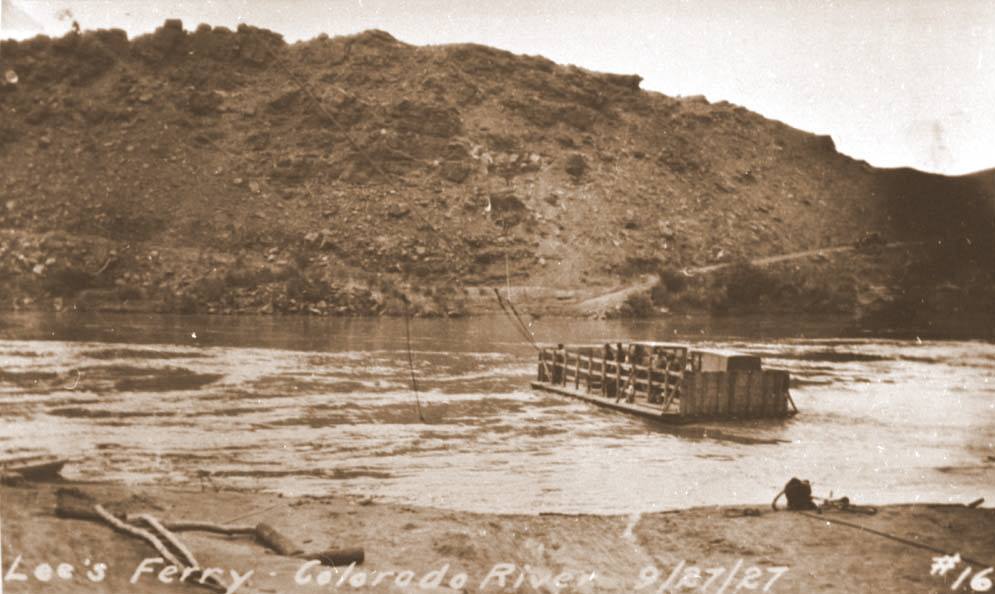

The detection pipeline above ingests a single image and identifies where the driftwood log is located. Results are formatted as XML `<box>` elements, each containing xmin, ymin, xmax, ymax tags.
<box><xmin>92</xmin><ymin>504</ymin><xmax>185</xmax><ymax>569</ymax></box>
<box><xmin>149</xmin><ymin>520</ymin><xmax>257</xmax><ymax>535</ymax></box>
<box><xmin>255</xmin><ymin>522</ymin><xmax>303</xmax><ymax>556</ymax></box>
<box><xmin>55</xmin><ymin>488</ymin><xmax>365</xmax><ymax>565</ymax></box>
<box><xmin>307</xmin><ymin>548</ymin><xmax>365</xmax><ymax>566</ymax></box>
<box><xmin>94</xmin><ymin>505</ymin><xmax>226</xmax><ymax>592</ymax></box>
<box><xmin>57</xmin><ymin>489</ymin><xmax>286</xmax><ymax>553</ymax></box>
<box><xmin>134</xmin><ymin>514</ymin><xmax>201</xmax><ymax>568</ymax></box>
<box><xmin>252</xmin><ymin>524</ymin><xmax>364</xmax><ymax>564</ymax></box>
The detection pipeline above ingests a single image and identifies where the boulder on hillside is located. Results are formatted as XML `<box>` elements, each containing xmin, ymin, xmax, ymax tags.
<box><xmin>489</xmin><ymin>191</ymin><xmax>526</xmax><ymax>213</ymax></box>
<box><xmin>565</xmin><ymin>153</ymin><xmax>587</xmax><ymax>178</ymax></box>
<box><xmin>187</xmin><ymin>89</ymin><xmax>222</xmax><ymax>115</ymax></box>
<box><xmin>390</xmin><ymin>100</ymin><xmax>463</xmax><ymax>138</ymax></box>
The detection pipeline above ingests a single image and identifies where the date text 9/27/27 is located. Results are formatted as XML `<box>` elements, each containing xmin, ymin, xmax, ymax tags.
<box><xmin>635</xmin><ymin>560</ymin><xmax>789</xmax><ymax>593</ymax></box>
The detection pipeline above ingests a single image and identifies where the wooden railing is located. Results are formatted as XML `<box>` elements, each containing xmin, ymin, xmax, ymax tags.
<box><xmin>538</xmin><ymin>343</ymin><xmax>688</xmax><ymax>411</ymax></box>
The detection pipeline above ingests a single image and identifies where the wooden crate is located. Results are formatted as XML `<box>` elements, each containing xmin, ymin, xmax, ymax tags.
<box><xmin>681</xmin><ymin>370</ymin><xmax>791</xmax><ymax>419</ymax></box>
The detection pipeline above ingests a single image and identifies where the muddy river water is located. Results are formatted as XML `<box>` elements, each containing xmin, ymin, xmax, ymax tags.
<box><xmin>1</xmin><ymin>312</ymin><xmax>992</xmax><ymax>513</ymax></box>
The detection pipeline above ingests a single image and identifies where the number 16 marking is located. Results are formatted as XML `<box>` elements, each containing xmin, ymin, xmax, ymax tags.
<box><xmin>951</xmin><ymin>566</ymin><xmax>993</xmax><ymax>592</ymax></box>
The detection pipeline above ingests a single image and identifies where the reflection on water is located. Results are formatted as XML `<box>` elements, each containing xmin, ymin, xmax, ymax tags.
<box><xmin>0</xmin><ymin>312</ymin><xmax>992</xmax><ymax>513</ymax></box>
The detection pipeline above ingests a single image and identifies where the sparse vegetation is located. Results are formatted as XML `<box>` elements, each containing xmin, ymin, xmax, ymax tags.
<box><xmin>620</xmin><ymin>291</ymin><xmax>655</xmax><ymax>317</ymax></box>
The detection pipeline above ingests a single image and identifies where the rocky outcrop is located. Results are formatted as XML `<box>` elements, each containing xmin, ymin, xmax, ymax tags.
<box><xmin>0</xmin><ymin>23</ymin><xmax>990</xmax><ymax>321</ymax></box>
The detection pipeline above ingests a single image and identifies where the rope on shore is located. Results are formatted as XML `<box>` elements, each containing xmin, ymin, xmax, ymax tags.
<box><xmin>798</xmin><ymin>511</ymin><xmax>993</xmax><ymax>568</ymax></box>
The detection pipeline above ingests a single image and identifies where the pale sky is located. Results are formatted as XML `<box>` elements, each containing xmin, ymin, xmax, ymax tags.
<box><xmin>3</xmin><ymin>0</ymin><xmax>993</xmax><ymax>175</ymax></box>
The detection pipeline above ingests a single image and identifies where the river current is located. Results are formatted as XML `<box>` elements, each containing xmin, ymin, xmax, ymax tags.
<box><xmin>1</xmin><ymin>312</ymin><xmax>992</xmax><ymax>513</ymax></box>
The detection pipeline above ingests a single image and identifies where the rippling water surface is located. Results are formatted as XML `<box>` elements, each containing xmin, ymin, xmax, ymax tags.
<box><xmin>0</xmin><ymin>312</ymin><xmax>992</xmax><ymax>513</ymax></box>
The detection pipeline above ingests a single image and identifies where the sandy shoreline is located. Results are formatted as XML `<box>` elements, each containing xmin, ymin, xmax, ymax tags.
<box><xmin>2</xmin><ymin>479</ymin><xmax>993</xmax><ymax>594</ymax></box>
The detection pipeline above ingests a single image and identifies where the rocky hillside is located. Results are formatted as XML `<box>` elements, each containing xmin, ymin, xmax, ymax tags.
<box><xmin>0</xmin><ymin>21</ymin><xmax>991</xmax><ymax>322</ymax></box>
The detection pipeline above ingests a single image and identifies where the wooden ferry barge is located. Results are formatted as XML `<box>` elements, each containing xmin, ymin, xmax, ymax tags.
<box><xmin>531</xmin><ymin>342</ymin><xmax>796</xmax><ymax>423</ymax></box>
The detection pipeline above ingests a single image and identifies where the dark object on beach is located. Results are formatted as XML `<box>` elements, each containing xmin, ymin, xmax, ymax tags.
<box><xmin>784</xmin><ymin>478</ymin><xmax>817</xmax><ymax>510</ymax></box>
<box><xmin>771</xmin><ymin>477</ymin><xmax>817</xmax><ymax>511</ymax></box>
<box><xmin>968</xmin><ymin>497</ymin><xmax>985</xmax><ymax>508</ymax></box>
<box><xmin>308</xmin><ymin>548</ymin><xmax>365</xmax><ymax>566</ymax></box>
<box><xmin>0</xmin><ymin>453</ymin><xmax>68</xmax><ymax>480</ymax></box>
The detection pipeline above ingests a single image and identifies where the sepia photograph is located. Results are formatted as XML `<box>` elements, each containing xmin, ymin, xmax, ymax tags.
<box><xmin>1</xmin><ymin>1</ymin><xmax>993</xmax><ymax>592</ymax></box>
